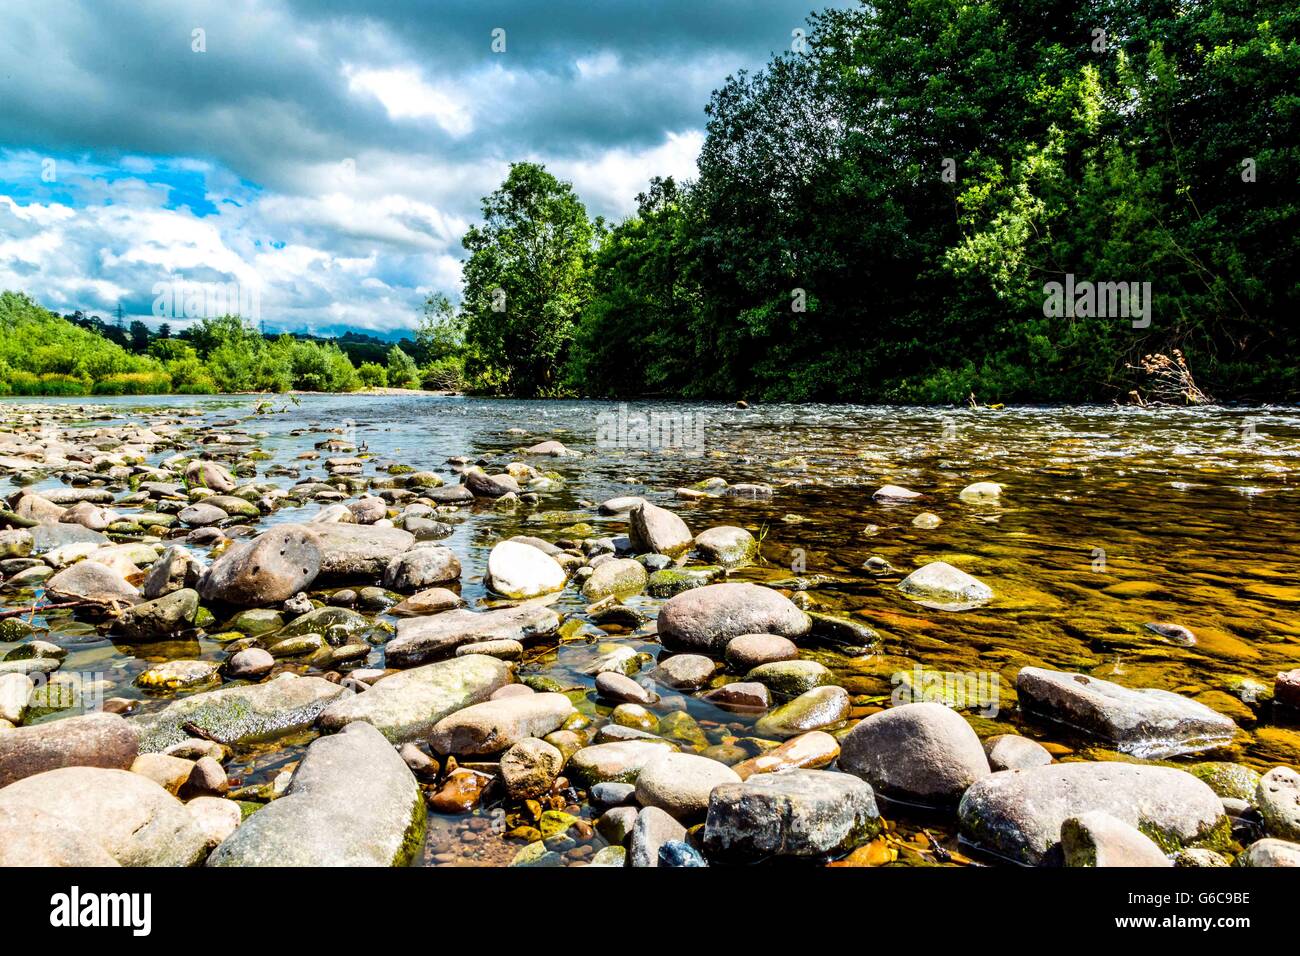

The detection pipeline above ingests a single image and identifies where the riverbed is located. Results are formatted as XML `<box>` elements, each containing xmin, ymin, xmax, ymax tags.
<box><xmin>2</xmin><ymin>395</ymin><xmax>1298</xmax><ymax>866</ymax></box>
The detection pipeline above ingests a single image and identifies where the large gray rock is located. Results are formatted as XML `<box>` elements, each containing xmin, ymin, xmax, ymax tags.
<box><xmin>958</xmin><ymin>762</ymin><xmax>1228</xmax><ymax>865</ymax></box>
<box><xmin>429</xmin><ymin>692</ymin><xmax>575</xmax><ymax>756</ymax></box>
<box><xmin>568</xmin><ymin>740</ymin><xmax>677</xmax><ymax>786</ymax></box>
<box><xmin>386</xmin><ymin>603</ymin><xmax>561</xmax><ymax>667</ymax></box>
<box><xmin>635</xmin><ymin>752</ymin><xmax>740</xmax><ymax>821</ymax></box>
<box><xmin>1016</xmin><ymin>667</ymin><xmax>1239</xmax><ymax>759</ymax></box>
<box><xmin>629</xmin><ymin>501</ymin><xmax>692</xmax><ymax>556</ymax></box>
<box><xmin>186</xmin><ymin>459</ymin><xmax>237</xmax><ymax>492</ymax></box>
<box><xmin>207</xmin><ymin>722</ymin><xmax>424</xmax><ymax>866</ymax></box>
<box><xmin>0</xmin><ymin>767</ymin><xmax>208</xmax><ymax>866</ymax></box>
<box><xmin>199</xmin><ymin>524</ymin><xmax>322</xmax><ymax>607</ymax></box>
<box><xmin>897</xmin><ymin>561</ymin><xmax>993</xmax><ymax>610</ymax></box>
<box><xmin>464</xmin><ymin>469</ymin><xmax>520</xmax><ymax>498</ymax></box>
<box><xmin>0</xmin><ymin>804</ymin><xmax>121</xmax><ymax>866</ymax></box>
<box><xmin>44</xmin><ymin>560</ymin><xmax>140</xmax><ymax>606</ymax></box>
<box><xmin>1256</xmin><ymin>766</ymin><xmax>1300</xmax><ymax>841</ymax></box>
<box><xmin>839</xmin><ymin>702</ymin><xmax>991</xmax><ymax>808</ymax></box>
<box><xmin>486</xmin><ymin>540</ymin><xmax>566</xmax><ymax>598</ymax></box>
<box><xmin>311</xmin><ymin>523</ymin><xmax>415</xmax><ymax>581</ymax></box>
<box><xmin>130</xmin><ymin>673</ymin><xmax>351</xmax><ymax>752</ymax></box>
<box><xmin>657</xmin><ymin>582</ymin><xmax>811</xmax><ymax>654</ymax></box>
<box><xmin>581</xmin><ymin>558</ymin><xmax>648</xmax><ymax>601</ymax></box>
<box><xmin>141</xmin><ymin>545</ymin><xmax>204</xmax><ymax>598</ymax></box>
<box><xmin>317</xmin><ymin>654</ymin><xmax>512</xmax><ymax>743</ymax></box>
<box><xmin>1236</xmin><ymin>838</ymin><xmax>1300</xmax><ymax>867</ymax></box>
<box><xmin>1061</xmin><ymin>811</ymin><xmax>1171</xmax><ymax>867</ymax></box>
<box><xmin>692</xmin><ymin>526</ymin><xmax>757</xmax><ymax>567</ymax></box>
<box><xmin>383</xmin><ymin>545</ymin><xmax>461</xmax><ymax>592</ymax></box>
<box><xmin>0</xmin><ymin>712</ymin><xmax>139</xmax><ymax>787</ymax></box>
<box><xmin>116</xmin><ymin>588</ymin><xmax>199</xmax><ymax>640</ymax></box>
<box><xmin>703</xmin><ymin>768</ymin><xmax>882</xmax><ymax>862</ymax></box>
<box><xmin>629</xmin><ymin>806</ymin><xmax>686</xmax><ymax>867</ymax></box>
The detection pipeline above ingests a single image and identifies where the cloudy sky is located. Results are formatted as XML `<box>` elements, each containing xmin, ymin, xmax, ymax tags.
<box><xmin>0</xmin><ymin>0</ymin><xmax>848</xmax><ymax>338</ymax></box>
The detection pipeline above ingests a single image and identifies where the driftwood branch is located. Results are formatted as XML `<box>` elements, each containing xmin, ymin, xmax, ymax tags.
<box><xmin>0</xmin><ymin>599</ymin><xmax>88</xmax><ymax>620</ymax></box>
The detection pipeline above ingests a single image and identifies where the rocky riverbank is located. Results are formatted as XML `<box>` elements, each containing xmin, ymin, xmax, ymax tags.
<box><xmin>0</xmin><ymin>398</ymin><xmax>1297</xmax><ymax>868</ymax></box>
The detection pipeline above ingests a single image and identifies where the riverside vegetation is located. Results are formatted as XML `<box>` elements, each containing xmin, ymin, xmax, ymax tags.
<box><xmin>5</xmin><ymin>0</ymin><xmax>1298</xmax><ymax>403</ymax></box>
<box><xmin>0</xmin><ymin>394</ymin><xmax>1297</xmax><ymax>868</ymax></box>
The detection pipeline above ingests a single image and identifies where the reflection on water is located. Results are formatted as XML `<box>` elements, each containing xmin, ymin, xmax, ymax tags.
<box><xmin>4</xmin><ymin>394</ymin><xmax>1299</xmax><ymax>865</ymax></box>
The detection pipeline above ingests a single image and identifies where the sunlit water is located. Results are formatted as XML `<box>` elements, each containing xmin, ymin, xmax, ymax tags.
<box><xmin>3</xmin><ymin>395</ymin><xmax>1299</xmax><ymax>865</ymax></box>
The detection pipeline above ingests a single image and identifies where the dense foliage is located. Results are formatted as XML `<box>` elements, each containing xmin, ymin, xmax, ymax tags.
<box><xmin>566</xmin><ymin>0</ymin><xmax>1300</xmax><ymax>402</ymax></box>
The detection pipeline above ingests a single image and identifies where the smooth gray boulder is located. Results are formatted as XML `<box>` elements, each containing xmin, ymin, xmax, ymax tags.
<box><xmin>1061</xmin><ymin>811</ymin><xmax>1172</xmax><ymax>867</ymax></box>
<box><xmin>629</xmin><ymin>806</ymin><xmax>687</xmax><ymax>867</ymax></box>
<box><xmin>386</xmin><ymin>603</ymin><xmax>561</xmax><ymax>667</ymax></box>
<box><xmin>703</xmin><ymin>768</ymin><xmax>882</xmax><ymax>861</ymax></box>
<box><xmin>0</xmin><ymin>712</ymin><xmax>139</xmax><ymax>787</ymax></box>
<box><xmin>958</xmin><ymin>762</ymin><xmax>1228</xmax><ymax>865</ymax></box>
<box><xmin>383</xmin><ymin>545</ymin><xmax>461</xmax><ymax>592</ymax></box>
<box><xmin>692</xmin><ymin>526</ymin><xmax>757</xmax><ymax>567</ymax></box>
<box><xmin>310</xmin><ymin>523</ymin><xmax>415</xmax><ymax>581</ymax></box>
<box><xmin>634</xmin><ymin>752</ymin><xmax>740</xmax><ymax>821</ymax></box>
<box><xmin>1236</xmin><ymin>838</ymin><xmax>1300</xmax><ymax>867</ymax></box>
<box><xmin>317</xmin><ymin>654</ymin><xmax>512</xmax><ymax>743</ymax></box>
<box><xmin>199</xmin><ymin>524</ymin><xmax>322</xmax><ymax>607</ymax></box>
<box><xmin>581</xmin><ymin>558</ymin><xmax>648</xmax><ymax>601</ymax></box>
<box><xmin>44</xmin><ymin>560</ymin><xmax>140</xmax><ymax>606</ymax></box>
<box><xmin>130</xmin><ymin>673</ymin><xmax>350</xmax><ymax>752</ymax></box>
<box><xmin>1256</xmin><ymin>766</ymin><xmax>1300</xmax><ymax>841</ymax></box>
<box><xmin>0</xmin><ymin>767</ymin><xmax>208</xmax><ymax>866</ymax></box>
<box><xmin>657</xmin><ymin>582</ymin><xmax>811</xmax><ymax>654</ymax></box>
<box><xmin>568</xmin><ymin>740</ymin><xmax>677</xmax><ymax>786</ymax></box>
<box><xmin>1016</xmin><ymin>666</ymin><xmax>1238</xmax><ymax>758</ymax></box>
<box><xmin>207</xmin><ymin>722</ymin><xmax>424</xmax><ymax>866</ymax></box>
<box><xmin>629</xmin><ymin>501</ymin><xmax>692</xmax><ymax>556</ymax></box>
<box><xmin>839</xmin><ymin>702</ymin><xmax>991</xmax><ymax>808</ymax></box>
<box><xmin>0</xmin><ymin>804</ymin><xmax>121</xmax><ymax>866</ymax></box>
<box><xmin>429</xmin><ymin>692</ymin><xmax>575</xmax><ymax>756</ymax></box>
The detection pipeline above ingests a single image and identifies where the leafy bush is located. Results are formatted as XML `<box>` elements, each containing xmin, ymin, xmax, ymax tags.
<box><xmin>358</xmin><ymin>362</ymin><xmax>388</xmax><ymax>387</ymax></box>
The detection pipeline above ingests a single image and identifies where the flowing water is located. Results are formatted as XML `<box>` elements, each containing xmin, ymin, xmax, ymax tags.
<box><xmin>3</xmin><ymin>394</ymin><xmax>1299</xmax><ymax>865</ymax></box>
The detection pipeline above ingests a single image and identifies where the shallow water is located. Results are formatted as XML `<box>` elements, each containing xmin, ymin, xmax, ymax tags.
<box><xmin>3</xmin><ymin>395</ymin><xmax>1299</xmax><ymax>866</ymax></box>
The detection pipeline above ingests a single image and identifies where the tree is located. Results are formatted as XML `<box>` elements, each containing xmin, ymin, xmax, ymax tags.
<box><xmin>386</xmin><ymin>346</ymin><xmax>420</xmax><ymax>389</ymax></box>
<box><xmin>460</xmin><ymin>162</ymin><xmax>595</xmax><ymax>395</ymax></box>
<box><xmin>357</xmin><ymin>362</ymin><xmax>388</xmax><ymax>387</ymax></box>
<box><xmin>128</xmin><ymin>320</ymin><xmax>151</xmax><ymax>353</ymax></box>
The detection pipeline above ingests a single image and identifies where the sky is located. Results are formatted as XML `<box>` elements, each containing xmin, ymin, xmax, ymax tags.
<box><xmin>0</xmin><ymin>0</ymin><xmax>849</xmax><ymax>338</ymax></box>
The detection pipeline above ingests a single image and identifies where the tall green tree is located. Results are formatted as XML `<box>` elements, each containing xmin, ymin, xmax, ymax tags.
<box><xmin>460</xmin><ymin>162</ymin><xmax>595</xmax><ymax>395</ymax></box>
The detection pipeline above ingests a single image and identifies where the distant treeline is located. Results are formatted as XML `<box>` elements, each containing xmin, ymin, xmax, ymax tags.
<box><xmin>0</xmin><ymin>292</ymin><xmax>447</xmax><ymax>395</ymax></box>
<box><xmin>448</xmin><ymin>0</ymin><xmax>1299</xmax><ymax>402</ymax></box>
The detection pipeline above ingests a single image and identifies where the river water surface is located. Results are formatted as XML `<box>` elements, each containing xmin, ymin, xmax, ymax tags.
<box><xmin>4</xmin><ymin>395</ymin><xmax>1299</xmax><ymax>865</ymax></box>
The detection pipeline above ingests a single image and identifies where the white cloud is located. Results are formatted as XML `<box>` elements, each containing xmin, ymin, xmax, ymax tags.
<box><xmin>344</xmin><ymin>64</ymin><xmax>474</xmax><ymax>137</ymax></box>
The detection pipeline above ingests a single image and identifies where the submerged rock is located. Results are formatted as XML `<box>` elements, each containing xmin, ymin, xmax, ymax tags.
<box><xmin>703</xmin><ymin>769</ymin><xmax>882</xmax><ymax>862</ymax></box>
<box><xmin>0</xmin><ymin>766</ymin><xmax>208</xmax><ymax>866</ymax></box>
<box><xmin>208</xmin><ymin>722</ymin><xmax>424</xmax><ymax>866</ymax></box>
<box><xmin>131</xmin><ymin>673</ymin><xmax>350</xmax><ymax>752</ymax></box>
<box><xmin>317</xmin><ymin>654</ymin><xmax>511</xmax><ymax>743</ymax></box>
<box><xmin>958</xmin><ymin>762</ymin><xmax>1227</xmax><ymax>865</ymax></box>
<box><xmin>897</xmin><ymin>561</ymin><xmax>993</xmax><ymax>610</ymax></box>
<box><xmin>657</xmin><ymin>582</ymin><xmax>811</xmax><ymax>654</ymax></box>
<box><xmin>754</xmin><ymin>685</ymin><xmax>851</xmax><ymax>739</ymax></box>
<box><xmin>1016</xmin><ymin>666</ymin><xmax>1239</xmax><ymax>758</ymax></box>
<box><xmin>386</xmin><ymin>604</ymin><xmax>561</xmax><ymax>667</ymax></box>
